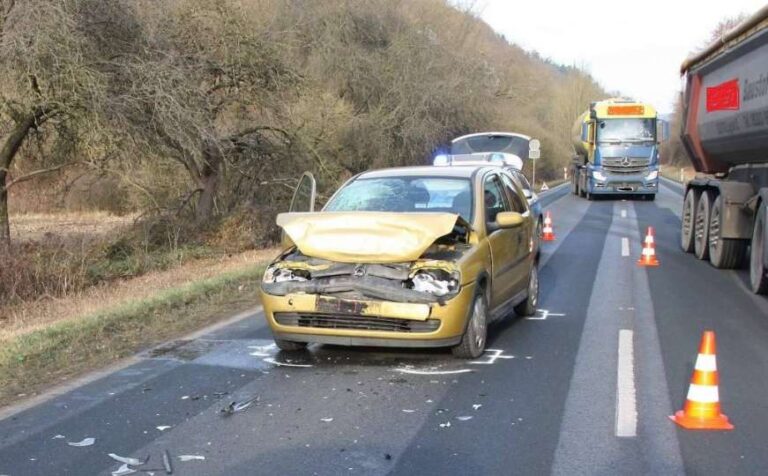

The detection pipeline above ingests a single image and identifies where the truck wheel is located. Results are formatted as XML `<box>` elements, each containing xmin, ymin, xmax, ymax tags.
<box><xmin>514</xmin><ymin>265</ymin><xmax>539</xmax><ymax>317</ymax></box>
<box><xmin>452</xmin><ymin>292</ymin><xmax>487</xmax><ymax>359</ymax></box>
<box><xmin>708</xmin><ymin>195</ymin><xmax>748</xmax><ymax>269</ymax></box>
<box><xmin>681</xmin><ymin>188</ymin><xmax>699</xmax><ymax>253</ymax></box>
<box><xmin>694</xmin><ymin>191</ymin><xmax>713</xmax><ymax>260</ymax></box>
<box><xmin>274</xmin><ymin>338</ymin><xmax>308</xmax><ymax>351</ymax></box>
<box><xmin>750</xmin><ymin>202</ymin><xmax>768</xmax><ymax>294</ymax></box>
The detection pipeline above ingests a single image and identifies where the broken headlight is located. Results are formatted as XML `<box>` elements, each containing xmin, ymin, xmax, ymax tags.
<box><xmin>410</xmin><ymin>268</ymin><xmax>460</xmax><ymax>297</ymax></box>
<box><xmin>262</xmin><ymin>265</ymin><xmax>309</xmax><ymax>283</ymax></box>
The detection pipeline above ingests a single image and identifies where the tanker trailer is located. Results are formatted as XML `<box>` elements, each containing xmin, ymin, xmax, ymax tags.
<box><xmin>679</xmin><ymin>5</ymin><xmax>768</xmax><ymax>294</ymax></box>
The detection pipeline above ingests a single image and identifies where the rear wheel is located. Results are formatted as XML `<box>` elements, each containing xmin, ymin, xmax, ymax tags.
<box><xmin>452</xmin><ymin>292</ymin><xmax>488</xmax><ymax>359</ymax></box>
<box><xmin>274</xmin><ymin>338</ymin><xmax>308</xmax><ymax>351</ymax></box>
<box><xmin>694</xmin><ymin>191</ymin><xmax>713</xmax><ymax>260</ymax></box>
<box><xmin>514</xmin><ymin>265</ymin><xmax>539</xmax><ymax>317</ymax></box>
<box><xmin>681</xmin><ymin>188</ymin><xmax>699</xmax><ymax>253</ymax></box>
<box><xmin>708</xmin><ymin>195</ymin><xmax>748</xmax><ymax>269</ymax></box>
<box><xmin>750</xmin><ymin>202</ymin><xmax>768</xmax><ymax>294</ymax></box>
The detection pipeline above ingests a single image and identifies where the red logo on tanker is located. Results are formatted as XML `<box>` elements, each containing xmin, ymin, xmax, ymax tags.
<box><xmin>706</xmin><ymin>79</ymin><xmax>740</xmax><ymax>112</ymax></box>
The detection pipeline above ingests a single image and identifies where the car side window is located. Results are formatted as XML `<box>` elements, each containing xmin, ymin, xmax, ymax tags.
<box><xmin>500</xmin><ymin>174</ymin><xmax>528</xmax><ymax>214</ymax></box>
<box><xmin>484</xmin><ymin>175</ymin><xmax>510</xmax><ymax>225</ymax></box>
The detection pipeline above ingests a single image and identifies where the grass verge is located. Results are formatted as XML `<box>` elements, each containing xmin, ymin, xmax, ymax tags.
<box><xmin>0</xmin><ymin>264</ymin><xmax>266</xmax><ymax>408</ymax></box>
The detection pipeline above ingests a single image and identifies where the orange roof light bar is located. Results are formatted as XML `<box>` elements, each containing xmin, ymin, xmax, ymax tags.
<box><xmin>607</xmin><ymin>105</ymin><xmax>645</xmax><ymax>116</ymax></box>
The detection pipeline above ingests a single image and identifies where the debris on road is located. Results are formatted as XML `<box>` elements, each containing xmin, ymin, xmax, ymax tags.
<box><xmin>472</xmin><ymin>404</ymin><xmax>482</xmax><ymax>410</ymax></box>
<box><xmin>439</xmin><ymin>422</ymin><xmax>451</xmax><ymax>428</ymax></box>
<box><xmin>156</xmin><ymin>426</ymin><xmax>172</xmax><ymax>431</ymax></box>
<box><xmin>111</xmin><ymin>463</ymin><xmax>137</xmax><ymax>476</ymax></box>
<box><xmin>178</xmin><ymin>455</ymin><xmax>205</xmax><ymax>462</ymax></box>
<box><xmin>402</xmin><ymin>409</ymin><xmax>415</xmax><ymax>413</ymax></box>
<box><xmin>162</xmin><ymin>450</ymin><xmax>173</xmax><ymax>474</ymax></box>
<box><xmin>457</xmin><ymin>416</ymin><xmax>473</xmax><ymax>421</ymax></box>
<box><xmin>108</xmin><ymin>454</ymin><xmax>146</xmax><ymax>466</ymax></box>
<box><xmin>320</xmin><ymin>418</ymin><xmax>334</xmax><ymax>422</ymax></box>
<box><xmin>220</xmin><ymin>395</ymin><xmax>259</xmax><ymax>416</ymax></box>
<box><xmin>68</xmin><ymin>437</ymin><xmax>95</xmax><ymax>447</ymax></box>
<box><xmin>52</xmin><ymin>434</ymin><xmax>65</xmax><ymax>439</ymax></box>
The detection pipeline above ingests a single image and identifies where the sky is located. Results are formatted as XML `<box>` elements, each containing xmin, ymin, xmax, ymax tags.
<box><xmin>478</xmin><ymin>0</ymin><xmax>766</xmax><ymax>114</ymax></box>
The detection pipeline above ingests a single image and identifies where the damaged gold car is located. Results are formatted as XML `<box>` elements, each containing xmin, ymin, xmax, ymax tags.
<box><xmin>260</xmin><ymin>166</ymin><xmax>540</xmax><ymax>358</ymax></box>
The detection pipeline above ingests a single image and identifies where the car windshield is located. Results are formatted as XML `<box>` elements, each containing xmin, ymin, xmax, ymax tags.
<box><xmin>597</xmin><ymin>118</ymin><xmax>656</xmax><ymax>143</ymax></box>
<box><xmin>325</xmin><ymin>176</ymin><xmax>473</xmax><ymax>222</ymax></box>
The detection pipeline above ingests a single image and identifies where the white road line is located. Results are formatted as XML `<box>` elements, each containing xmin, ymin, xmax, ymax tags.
<box><xmin>621</xmin><ymin>209</ymin><xmax>627</xmax><ymax>218</ymax></box>
<box><xmin>616</xmin><ymin>329</ymin><xmax>638</xmax><ymax>437</ymax></box>
<box><xmin>621</xmin><ymin>238</ymin><xmax>630</xmax><ymax>257</ymax></box>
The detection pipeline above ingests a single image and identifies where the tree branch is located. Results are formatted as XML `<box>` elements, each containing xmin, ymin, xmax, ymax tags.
<box><xmin>3</xmin><ymin>162</ymin><xmax>78</xmax><ymax>190</ymax></box>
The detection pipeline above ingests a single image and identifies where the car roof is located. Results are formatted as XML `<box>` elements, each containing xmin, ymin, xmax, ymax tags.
<box><xmin>450</xmin><ymin>131</ymin><xmax>532</xmax><ymax>143</ymax></box>
<box><xmin>356</xmin><ymin>166</ymin><xmax>489</xmax><ymax>180</ymax></box>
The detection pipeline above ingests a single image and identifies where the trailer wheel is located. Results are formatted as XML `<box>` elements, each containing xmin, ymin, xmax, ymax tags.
<box><xmin>750</xmin><ymin>202</ymin><xmax>768</xmax><ymax>295</ymax></box>
<box><xmin>681</xmin><ymin>188</ymin><xmax>699</xmax><ymax>253</ymax></box>
<box><xmin>708</xmin><ymin>195</ymin><xmax>748</xmax><ymax>269</ymax></box>
<box><xmin>694</xmin><ymin>190</ymin><xmax>713</xmax><ymax>260</ymax></box>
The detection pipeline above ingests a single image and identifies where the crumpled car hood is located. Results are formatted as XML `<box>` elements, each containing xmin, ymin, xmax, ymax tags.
<box><xmin>276</xmin><ymin>212</ymin><xmax>467</xmax><ymax>263</ymax></box>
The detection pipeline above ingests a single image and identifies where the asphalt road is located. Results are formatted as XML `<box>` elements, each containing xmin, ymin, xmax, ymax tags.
<box><xmin>1</xmin><ymin>181</ymin><xmax>767</xmax><ymax>475</ymax></box>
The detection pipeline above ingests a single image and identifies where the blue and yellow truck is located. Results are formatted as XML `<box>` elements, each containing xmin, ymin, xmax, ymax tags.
<box><xmin>570</xmin><ymin>98</ymin><xmax>667</xmax><ymax>200</ymax></box>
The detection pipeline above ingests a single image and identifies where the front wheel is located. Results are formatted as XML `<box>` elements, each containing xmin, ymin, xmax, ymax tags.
<box><xmin>514</xmin><ymin>265</ymin><xmax>539</xmax><ymax>317</ymax></box>
<box><xmin>750</xmin><ymin>202</ymin><xmax>768</xmax><ymax>294</ymax></box>
<box><xmin>452</xmin><ymin>293</ymin><xmax>488</xmax><ymax>359</ymax></box>
<box><xmin>681</xmin><ymin>188</ymin><xmax>699</xmax><ymax>253</ymax></box>
<box><xmin>274</xmin><ymin>338</ymin><xmax>308</xmax><ymax>351</ymax></box>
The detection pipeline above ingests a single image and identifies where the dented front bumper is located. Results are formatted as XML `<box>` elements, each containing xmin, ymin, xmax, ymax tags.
<box><xmin>260</xmin><ymin>282</ymin><xmax>476</xmax><ymax>348</ymax></box>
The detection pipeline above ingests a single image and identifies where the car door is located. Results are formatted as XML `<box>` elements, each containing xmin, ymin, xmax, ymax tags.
<box><xmin>483</xmin><ymin>173</ymin><xmax>519</xmax><ymax>311</ymax></box>
<box><xmin>500</xmin><ymin>172</ymin><xmax>533</xmax><ymax>296</ymax></box>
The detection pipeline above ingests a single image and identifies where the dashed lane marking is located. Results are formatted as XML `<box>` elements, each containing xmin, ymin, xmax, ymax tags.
<box><xmin>621</xmin><ymin>238</ymin><xmax>630</xmax><ymax>257</ymax></box>
<box><xmin>616</xmin><ymin>329</ymin><xmax>637</xmax><ymax>437</ymax></box>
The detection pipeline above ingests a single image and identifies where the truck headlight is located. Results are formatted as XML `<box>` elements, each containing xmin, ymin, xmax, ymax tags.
<box><xmin>592</xmin><ymin>170</ymin><xmax>607</xmax><ymax>181</ymax></box>
<box><xmin>645</xmin><ymin>170</ymin><xmax>659</xmax><ymax>181</ymax></box>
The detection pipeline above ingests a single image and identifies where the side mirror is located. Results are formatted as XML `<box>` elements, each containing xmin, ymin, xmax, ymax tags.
<box><xmin>528</xmin><ymin>139</ymin><xmax>541</xmax><ymax>160</ymax></box>
<box><xmin>522</xmin><ymin>189</ymin><xmax>533</xmax><ymax>199</ymax></box>
<box><xmin>496</xmin><ymin>211</ymin><xmax>525</xmax><ymax>229</ymax></box>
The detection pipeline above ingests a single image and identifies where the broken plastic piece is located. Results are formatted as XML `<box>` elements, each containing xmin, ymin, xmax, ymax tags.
<box><xmin>438</xmin><ymin>422</ymin><xmax>451</xmax><ymax>428</ymax></box>
<box><xmin>52</xmin><ymin>434</ymin><xmax>65</xmax><ymax>439</ymax></box>
<box><xmin>156</xmin><ymin>426</ymin><xmax>172</xmax><ymax>432</ymax></box>
<box><xmin>68</xmin><ymin>437</ymin><xmax>95</xmax><ymax>447</ymax></box>
<box><xmin>178</xmin><ymin>455</ymin><xmax>205</xmax><ymax>462</ymax></box>
<box><xmin>108</xmin><ymin>454</ymin><xmax>145</xmax><ymax>466</ymax></box>
<box><xmin>220</xmin><ymin>396</ymin><xmax>259</xmax><ymax>416</ymax></box>
<box><xmin>111</xmin><ymin>463</ymin><xmax>137</xmax><ymax>476</ymax></box>
<box><xmin>457</xmin><ymin>416</ymin><xmax>473</xmax><ymax>421</ymax></box>
<box><xmin>472</xmin><ymin>404</ymin><xmax>482</xmax><ymax>410</ymax></box>
<box><xmin>402</xmin><ymin>409</ymin><xmax>415</xmax><ymax>413</ymax></box>
<box><xmin>320</xmin><ymin>418</ymin><xmax>333</xmax><ymax>422</ymax></box>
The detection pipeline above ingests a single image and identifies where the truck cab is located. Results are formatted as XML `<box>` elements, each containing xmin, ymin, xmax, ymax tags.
<box><xmin>571</xmin><ymin>99</ymin><xmax>667</xmax><ymax>200</ymax></box>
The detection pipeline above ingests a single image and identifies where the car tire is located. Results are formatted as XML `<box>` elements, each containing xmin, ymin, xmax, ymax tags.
<box><xmin>694</xmin><ymin>190</ymin><xmax>713</xmax><ymax>261</ymax></box>
<box><xmin>708</xmin><ymin>195</ymin><xmax>748</xmax><ymax>269</ymax></box>
<box><xmin>681</xmin><ymin>188</ymin><xmax>699</xmax><ymax>253</ymax></box>
<box><xmin>750</xmin><ymin>202</ymin><xmax>768</xmax><ymax>295</ymax></box>
<box><xmin>274</xmin><ymin>338</ymin><xmax>308</xmax><ymax>351</ymax></box>
<box><xmin>514</xmin><ymin>264</ymin><xmax>539</xmax><ymax>317</ymax></box>
<box><xmin>452</xmin><ymin>292</ymin><xmax>488</xmax><ymax>359</ymax></box>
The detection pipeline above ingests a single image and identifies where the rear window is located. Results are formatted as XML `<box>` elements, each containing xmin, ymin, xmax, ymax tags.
<box><xmin>451</xmin><ymin>135</ymin><xmax>528</xmax><ymax>159</ymax></box>
<box><xmin>325</xmin><ymin>177</ymin><xmax>473</xmax><ymax>222</ymax></box>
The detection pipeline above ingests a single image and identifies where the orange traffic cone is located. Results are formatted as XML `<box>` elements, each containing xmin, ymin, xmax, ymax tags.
<box><xmin>542</xmin><ymin>211</ymin><xmax>556</xmax><ymax>241</ymax></box>
<box><xmin>670</xmin><ymin>330</ymin><xmax>734</xmax><ymax>430</ymax></box>
<box><xmin>637</xmin><ymin>226</ymin><xmax>660</xmax><ymax>266</ymax></box>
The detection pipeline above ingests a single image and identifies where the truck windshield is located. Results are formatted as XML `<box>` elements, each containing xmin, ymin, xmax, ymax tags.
<box><xmin>597</xmin><ymin>118</ymin><xmax>656</xmax><ymax>143</ymax></box>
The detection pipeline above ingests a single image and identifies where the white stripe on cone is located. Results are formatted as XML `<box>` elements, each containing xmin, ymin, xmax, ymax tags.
<box><xmin>694</xmin><ymin>354</ymin><xmax>717</xmax><ymax>372</ymax></box>
<box><xmin>686</xmin><ymin>383</ymin><xmax>720</xmax><ymax>403</ymax></box>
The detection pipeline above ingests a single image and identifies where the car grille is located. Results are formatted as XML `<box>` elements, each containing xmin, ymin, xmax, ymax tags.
<box><xmin>602</xmin><ymin>157</ymin><xmax>651</xmax><ymax>174</ymax></box>
<box><xmin>274</xmin><ymin>313</ymin><xmax>440</xmax><ymax>333</ymax></box>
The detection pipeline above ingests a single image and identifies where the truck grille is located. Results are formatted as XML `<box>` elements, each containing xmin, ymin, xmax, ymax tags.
<box><xmin>602</xmin><ymin>157</ymin><xmax>651</xmax><ymax>174</ymax></box>
<box><xmin>274</xmin><ymin>313</ymin><xmax>440</xmax><ymax>333</ymax></box>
